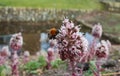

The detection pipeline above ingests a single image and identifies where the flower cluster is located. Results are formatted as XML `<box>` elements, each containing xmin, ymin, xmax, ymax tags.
<box><xmin>95</xmin><ymin>40</ymin><xmax>111</xmax><ymax>59</ymax></box>
<box><xmin>56</xmin><ymin>19</ymin><xmax>88</xmax><ymax>62</ymax></box>
<box><xmin>0</xmin><ymin>46</ymin><xmax>11</xmax><ymax>66</ymax></box>
<box><xmin>9</xmin><ymin>32</ymin><xmax>23</xmax><ymax>76</ymax></box>
<box><xmin>90</xmin><ymin>23</ymin><xmax>112</xmax><ymax>76</ymax></box>
<box><xmin>94</xmin><ymin>40</ymin><xmax>111</xmax><ymax>76</ymax></box>
<box><xmin>47</xmin><ymin>47</ymin><xmax>54</xmax><ymax>62</ymax></box>
<box><xmin>46</xmin><ymin>39</ymin><xmax>56</xmax><ymax>69</ymax></box>
<box><xmin>0</xmin><ymin>46</ymin><xmax>11</xmax><ymax>57</ymax></box>
<box><xmin>9</xmin><ymin>32</ymin><xmax>23</xmax><ymax>51</ymax></box>
<box><xmin>88</xmin><ymin>23</ymin><xmax>103</xmax><ymax>60</ymax></box>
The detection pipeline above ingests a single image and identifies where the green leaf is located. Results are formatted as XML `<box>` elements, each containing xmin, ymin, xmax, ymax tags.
<box><xmin>0</xmin><ymin>69</ymin><xmax>6</xmax><ymax>76</ymax></box>
<box><xmin>0</xmin><ymin>66</ymin><xmax>6</xmax><ymax>73</ymax></box>
<box><xmin>38</xmin><ymin>56</ymin><xmax>47</xmax><ymax>68</ymax></box>
<box><xmin>24</xmin><ymin>61</ymin><xmax>40</xmax><ymax>71</ymax></box>
<box><xmin>51</xmin><ymin>61</ymin><xmax>59</xmax><ymax>68</ymax></box>
<box><xmin>84</xmin><ymin>69</ymin><xmax>93</xmax><ymax>76</ymax></box>
<box><xmin>89</xmin><ymin>61</ymin><xmax>97</xmax><ymax>70</ymax></box>
<box><xmin>51</xmin><ymin>59</ymin><xmax>65</xmax><ymax>68</ymax></box>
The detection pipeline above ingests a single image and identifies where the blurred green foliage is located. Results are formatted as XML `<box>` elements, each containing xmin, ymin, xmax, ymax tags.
<box><xmin>24</xmin><ymin>61</ymin><xmax>40</xmax><ymax>71</ymax></box>
<box><xmin>51</xmin><ymin>59</ymin><xmax>65</xmax><ymax>68</ymax></box>
<box><xmin>38</xmin><ymin>56</ymin><xmax>47</xmax><ymax>68</ymax></box>
<box><xmin>0</xmin><ymin>65</ymin><xmax>7</xmax><ymax>76</ymax></box>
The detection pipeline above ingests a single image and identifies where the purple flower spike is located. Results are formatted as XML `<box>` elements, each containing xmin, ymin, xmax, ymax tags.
<box><xmin>9</xmin><ymin>32</ymin><xmax>23</xmax><ymax>76</ymax></box>
<box><xmin>11</xmin><ymin>52</ymin><xmax>19</xmax><ymax>76</ymax></box>
<box><xmin>56</xmin><ymin>19</ymin><xmax>89</xmax><ymax>75</ymax></box>
<box><xmin>0</xmin><ymin>46</ymin><xmax>10</xmax><ymax>66</ymax></box>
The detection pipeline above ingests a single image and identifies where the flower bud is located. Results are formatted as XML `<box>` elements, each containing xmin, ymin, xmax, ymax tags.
<box><xmin>92</xmin><ymin>23</ymin><xmax>102</xmax><ymax>38</ymax></box>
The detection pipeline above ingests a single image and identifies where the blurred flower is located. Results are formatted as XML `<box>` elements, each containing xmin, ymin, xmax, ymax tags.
<box><xmin>46</xmin><ymin>48</ymin><xmax>54</xmax><ymax>69</ymax></box>
<box><xmin>95</xmin><ymin>40</ymin><xmax>110</xmax><ymax>76</ymax></box>
<box><xmin>95</xmin><ymin>40</ymin><xmax>109</xmax><ymax>59</ymax></box>
<box><xmin>46</xmin><ymin>39</ymin><xmax>55</xmax><ymax>69</ymax></box>
<box><xmin>92</xmin><ymin>23</ymin><xmax>102</xmax><ymax>38</ymax></box>
<box><xmin>47</xmin><ymin>48</ymin><xmax>54</xmax><ymax>61</ymax></box>
<box><xmin>23</xmin><ymin>51</ymin><xmax>30</xmax><ymax>64</ymax></box>
<box><xmin>0</xmin><ymin>46</ymin><xmax>11</xmax><ymax>57</ymax></box>
<box><xmin>24</xmin><ymin>51</ymin><xmax>30</xmax><ymax>57</ymax></box>
<box><xmin>10</xmin><ymin>32</ymin><xmax>23</xmax><ymax>51</ymax></box>
<box><xmin>0</xmin><ymin>46</ymin><xmax>11</xmax><ymax>66</ymax></box>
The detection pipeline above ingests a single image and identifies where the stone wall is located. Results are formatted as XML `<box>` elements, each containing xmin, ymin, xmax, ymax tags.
<box><xmin>100</xmin><ymin>0</ymin><xmax>120</xmax><ymax>12</ymax></box>
<box><xmin>0</xmin><ymin>7</ymin><xmax>87</xmax><ymax>22</ymax></box>
<box><xmin>0</xmin><ymin>7</ymin><xmax>86</xmax><ymax>34</ymax></box>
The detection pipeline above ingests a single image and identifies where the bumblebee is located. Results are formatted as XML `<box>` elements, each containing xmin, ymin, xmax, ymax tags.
<box><xmin>48</xmin><ymin>28</ymin><xmax>59</xmax><ymax>39</ymax></box>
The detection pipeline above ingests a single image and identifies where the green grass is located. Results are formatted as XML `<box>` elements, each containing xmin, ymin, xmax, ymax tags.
<box><xmin>0</xmin><ymin>0</ymin><xmax>103</xmax><ymax>10</ymax></box>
